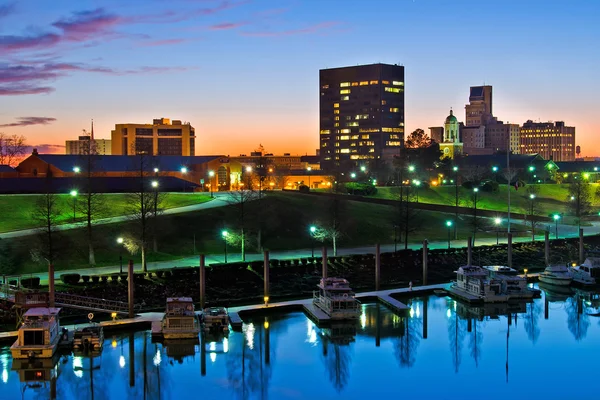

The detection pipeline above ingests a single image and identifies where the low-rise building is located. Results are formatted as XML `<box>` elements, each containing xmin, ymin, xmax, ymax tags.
<box><xmin>66</xmin><ymin>136</ymin><xmax>112</xmax><ymax>155</ymax></box>
<box><xmin>111</xmin><ymin>118</ymin><xmax>196</xmax><ymax>156</ymax></box>
<box><xmin>520</xmin><ymin>120</ymin><xmax>575</xmax><ymax>161</ymax></box>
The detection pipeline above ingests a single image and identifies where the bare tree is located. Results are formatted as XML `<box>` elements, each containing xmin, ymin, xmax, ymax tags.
<box><xmin>312</xmin><ymin>182</ymin><xmax>345</xmax><ymax>256</ymax></box>
<box><xmin>525</xmin><ymin>186</ymin><xmax>542</xmax><ymax>241</ymax></box>
<box><xmin>226</xmin><ymin>187</ymin><xmax>257</xmax><ymax>261</ymax></box>
<box><xmin>567</xmin><ymin>180</ymin><xmax>592</xmax><ymax>229</ymax></box>
<box><xmin>0</xmin><ymin>133</ymin><xmax>27</xmax><ymax>167</ymax></box>
<box><xmin>30</xmin><ymin>168</ymin><xmax>62</xmax><ymax>266</ymax></box>
<box><xmin>76</xmin><ymin>129</ymin><xmax>106</xmax><ymax>266</ymax></box>
<box><xmin>125</xmin><ymin>154</ymin><xmax>161</xmax><ymax>272</ymax></box>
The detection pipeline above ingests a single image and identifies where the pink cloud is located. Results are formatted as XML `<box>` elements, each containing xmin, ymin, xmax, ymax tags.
<box><xmin>0</xmin><ymin>117</ymin><xmax>57</xmax><ymax>127</ymax></box>
<box><xmin>0</xmin><ymin>85</ymin><xmax>54</xmax><ymax>96</ymax></box>
<box><xmin>52</xmin><ymin>8</ymin><xmax>120</xmax><ymax>41</ymax></box>
<box><xmin>243</xmin><ymin>21</ymin><xmax>341</xmax><ymax>37</ymax></box>
<box><xmin>209</xmin><ymin>21</ymin><xmax>248</xmax><ymax>30</ymax></box>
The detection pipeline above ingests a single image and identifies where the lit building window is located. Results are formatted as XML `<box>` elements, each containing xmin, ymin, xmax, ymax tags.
<box><xmin>334</xmin><ymin>123</ymin><xmax>340</xmax><ymax>127</ymax></box>
<box><xmin>334</xmin><ymin>103</ymin><xmax>339</xmax><ymax>108</ymax></box>
<box><xmin>340</xmin><ymin>82</ymin><xmax>350</xmax><ymax>87</ymax></box>
<box><xmin>361</xmin><ymin>134</ymin><xmax>370</xmax><ymax>139</ymax></box>
<box><xmin>384</xmin><ymin>87</ymin><xmax>402</xmax><ymax>93</ymax></box>
<box><xmin>381</xmin><ymin>100</ymin><xmax>387</xmax><ymax>105</ymax></box>
<box><xmin>351</xmin><ymin>82</ymin><xmax>359</xmax><ymax>86</ymax></box>
<box><xmin>340</xmin><ymin>149</ymin><xmax>350</xmax><ymax>153</ymax></box>
<box><xmin>351</xmin><ymin>135</ymin><xmax>359</xmax><ymax>139</ymax></box>
<box><xmin>359</xmin><ymin>81</ymin><xmax>369</xmax><ymax>86</ymax></box>
<box><xmin>382</xmin><ymin>80</ymin><xmax>390</xmax><ymax>84</ymax></box>
<box><xmin>341</xmin><ymin>96</ymin><xmax>350</xmax><ymax>101</ymax></box>
<box><xmin>322</xmin><ymin>84</ymin><xmax>329</xmax><ymax>89</ymax></box>
<box><xmin>335</xmin><ymin>116</ymin><xmax>340</xmax><ymax>121</ymax></box>
<box><xmin>340</xmin><ymin>135</ymin><xmax>350</xmax><ymax>140</ymax></box>
<box><xmin>340</xmin><ymin>89</ymin><xmax>351</xmax><ymax>94</ymax></box>
<box><xmin>334</xmin><ymin>110</ymin><xmax>340</xmax><ymax>114</ymax></box>
<box><xmin>320</xmin><ymin>130</ymin><xmax>330</xmax><ymax>134</ymax></box>
<box><xmin>347</xmin><ymin>122</ymin><xmax>359</xmax><ymax>127</ymax></box>
<box><xmin>392</xmin><ymin>81</ymin><xmax>404</xmax><ymax>86</ymax></box>
<box><xmin>370</xmin><ymin>80</ymin><xmax>379</xmax><ymax>84</ymax></box>
<box><xmin>341</xmin><ymin>129</ymin><xmax>351</xmax><ymax>133</ymax></box>
<box><xmin>389</xmin><ymin>107</ymin><xmax>400</xmax><ymax>112</ymax></box>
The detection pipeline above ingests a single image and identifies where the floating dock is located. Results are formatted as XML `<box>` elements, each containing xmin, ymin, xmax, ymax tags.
<box><xmin>228</xmin><ymin>311</ymin><xmax>243</xmax><ymax>331</ymax></box>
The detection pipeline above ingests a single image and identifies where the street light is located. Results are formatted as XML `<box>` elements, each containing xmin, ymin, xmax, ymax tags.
<box><xmin>151</xmin><ymin>180</ymin><xmax>158</xmax><ymax>188</ymax></box>
<box><xmin>446</xmin><ymin>220</ymin><xmax>453</xmax><ymax>249</ymax></box>
<box><xmin>70</xmin><ymin>190</ymin><xmax>78</xmax><ymax>222</ymax></box>
<box><xmin>221</xmin><ymin>230</ymin><xmax>229</xmax><ymax>263</ymax></box>
<box><xmin>553</xmin><ymin>214</ymin><xmax>561</xmax><ymax>239</ymax></box>
<box><xmin>153</xmin><ymin>167</ymin><xmax>159</xmax><ymax>173</ymax></box>
<box><xmin>453</xmin><ymin>166</ymin><xmax>459</xmax><ymax>240</ymax></box>
<box><xmin>309</xmin><ymin>225</ymin><xmax>317</xmax><ymax>257</ymax></box>
<box><xmin>408</xmin><ymin>165</ymin><xmax>415</xmax><ymax>172</ymax></box>
<box><xmin>117</xmin><ymin>237</ymin><xmax>124</xmax><ymax>274</ymax></box>
<box><xmin>360</xmin><ymin>166</ymin><xmax>366</xmax><ymax>173</ymax></box>
<box><xmin>180</xmin><ymin>167</ymin><xmax>188</xmax><ymax>192</ymax></box>
<box><xmin>494</xmin><ymin>217</ymin><xmax>502</xmax><ymax>245</ymax></box>
<box><xmin>307</xmin><ymin>166</ymin><xmax>312</xmax><ymax>190</ymax></box>
<box><xmin>208</xmin><ymin>170</ymin><xmax>215</xmax><ymax>198</ymax></box>
<box><xmin>413</xmin><ymin>179</ymin><xmax>421</xmax><ymax>202</ymax></box>
<box><xmin>473</xmin><ymin>188</ymin><xmax>479</xmax><ymax>243</ymax></box>
<box><xmin>73</xmin><ymin>166</ymin><xmax>80</xmax><ymax>173</ymax></box>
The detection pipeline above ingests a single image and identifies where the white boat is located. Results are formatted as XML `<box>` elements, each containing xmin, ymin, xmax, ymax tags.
<box><xmin>313</xmin><ymin>277</ymin><xmax>361</xmax><ymax>320</ymax></box>
<box><xmin>569</xmin><ymin>257</ymin><xmax>600</xmax><ymax>286</ymax></box>
<box><xmin>201</xmin><ymin>307</ymin><xmax>230</xmax><ymax>334</ymax></box>
<box><xmin>73</xmin><ymin>325</ymin><xmax>104</xmax><ymax>352</ymax></box>
<box><xmin>160</xmin><ymin>297</ymin><xmax>200</xmax><ymax>339</ymax></box>
<box><xmin>11</xmin><ymin>308</ymin><xmax>66</xmax><ymax>359</ymax></box>
<box><xmin>539</xmin><ymin>265</ymin><xmax>573</xmax><ymax>286</ymax></box>
<box><xmin>452</xmin><ymin>265</ymin><xmax>537</xmax><ymax>303</ymax></box>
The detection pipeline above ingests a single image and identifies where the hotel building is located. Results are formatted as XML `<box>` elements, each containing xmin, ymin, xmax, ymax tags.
<box><xmin>66</xmin><ymin>137</ymin><xmax>112</xmax><ymax>155</ymax></box>
<box><xmin>520</xmin><ymin>120</ymin><xmax>575</xmax><ymax>161</ymax></box>
<box><xmin>319</xmin><ymin>63</ymin><xmax>405</xmax><ymax>171</ymax></box>
<box><xmin>111</xmin><ymin>118</ymin><xmax>196</xmax><ymax>156</ymax></box>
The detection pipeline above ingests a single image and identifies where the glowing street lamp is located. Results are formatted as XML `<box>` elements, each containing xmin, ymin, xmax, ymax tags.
<box><xmin>208</xmin><ymin>170</ymin><xmax>215</xmax><ymax>198</ymax></box>
<box><xmin>445</xmin><ymin>220</ymin><xmax>453</xmax><ymax>248</ymax></box>
<box><xmin>553</xmin><ymin>214</ymin><xmax>561</xmax><ymax>239</ymax></box>
<box><xmin>360</xmin><ymin>165</ymin><xmax>366</xmax><ymax>173</ymax></box>
<box><xmin>350</xmin><ymin>172</ymin><xmax>356</xmax><ymax>179</ymax></box>
<box><xmin>70</xmin><ymin>190</ymin><xmax>78</xmax><ymax>222</ymax></box>
<box><xmin>151</xmin><ymin>180</ymin><xmax>158</xmax><ymax>188</ymax></box>
<box><xmin>180</xmin><ymin>167</ymin><xmax>188</xmax><ymax>192</ymax></box>
<box><xmin>245</xmin><ymin>166</ymin><xmax>252</xmax><ymax>173</ymax></box>
<box><xmin>221</xmin><ymin>230</ymin><xmax>229</xmax><ymax>263</ymax></box>
<box><xmin>309</xmin><ymin>225</ymin><xmax>317</xmax><ymax>257</ymax></box>
<box><xmin>307</xmin><ymin>166</ymin><xmax>312</xmax><ymax>189</ymax></box>
<box><xmin>117</xmin><ymin>237</ymin><xmax>124</xmax><ymax>274</ymax></box>
<box><xmin>494</xmin><ymin>217</ymin><xmax>502</xmax><ymax>244</ymax></box>
<box><xmin>453</xmin><ymin>166</ymin><xmax>459</xmax><ymax>240</ymax></box>
<box><xmin>153</xmin><ymin>167</ymin><xmax>159</xmax><ymax>173</ymax></box>
<box><xmin>408</xmin><ymin>165</ymin><xmax>415</xmax><ymax>172</ymax></box>
<box><xmin>583</xmin><ymin>172</ymin><xmax>590</xmax><ymax>180</ymax></box>
<box><xmin>413</xmin><ymin>179</ymin><xmax>421</xmax><ymax>202</ymax></box>
<box><xmin>73</xmin><ymin>166</ymin><xmax>80</xmax><ymax>173</ymax></box>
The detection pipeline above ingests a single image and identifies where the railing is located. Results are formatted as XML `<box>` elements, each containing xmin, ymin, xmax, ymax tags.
<box><xmin>54</xmin><ymin>293</ymin><xmax>134</xmax><ymax>314</ymax></box>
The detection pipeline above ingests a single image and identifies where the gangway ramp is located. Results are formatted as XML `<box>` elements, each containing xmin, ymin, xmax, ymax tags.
<box><xmin>55</xmin><ymin>292</ymin><xmax>134</xmax><ymax>315</ymax></box>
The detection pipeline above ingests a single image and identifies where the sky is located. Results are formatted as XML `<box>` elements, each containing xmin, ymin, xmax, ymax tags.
<box><xmin>1</xmin><ymin>0</ymin><xmax>599</xmax><ymax>157</ymax></box>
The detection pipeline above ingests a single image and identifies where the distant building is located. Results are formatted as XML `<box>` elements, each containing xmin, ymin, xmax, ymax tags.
<box><xmin>465</xmin><ymin>85</ymin><xmax>493</xmax><ymax>127</ymax></box>
<box><xmin>428</xmin><ymin>126</ymin><xmax>444</xmax><ymax>144</ymax></box>
<box><xmin>485</xmin><ymin>122</ymin><xmax>520</xmax><ymax>154</ymax></box>
<box><xmin>66</xmin><ymin>136</ymin><xmax>111</xmax><ymax>155</ymax></box>
<box><xmin>520</xmin><ymin>120</ymin><xmax>575</xmax><ymax>161</ymax></box>
<box><xmin>111</xmin><ymin>118</ymin><xmax>196</xmax><ymax>156</ymax></box>
<box><xmin>319</xmin><ymin>63</ymin><xmax>405</xmax><ymax>171</ymax></box>
<box><xmin>438</xmin><ymin>110</ymin><xmax>463</xmax><ymax>159</ymax></box>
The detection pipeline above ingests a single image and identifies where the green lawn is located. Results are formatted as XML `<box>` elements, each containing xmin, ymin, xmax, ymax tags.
<box><xmin>0</xmin><ymin>193</ymin><xmax>213</xmax><ymax>233</ymax></box>
<box><xmin>371</xmin><ymin>184</ymin><xmax>600</xmax><ymax>217</ymax></box>
<box><xmin>1</xmin><ymin>192</ymin><xmax>525</xmax><ymax>274</ymax></box>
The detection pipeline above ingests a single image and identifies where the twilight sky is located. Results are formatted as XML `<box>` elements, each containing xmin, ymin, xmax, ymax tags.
<box><xmin>1</xmin><ymin>0</ymin><xmax>599</xmax><ymax>157</ymax></box>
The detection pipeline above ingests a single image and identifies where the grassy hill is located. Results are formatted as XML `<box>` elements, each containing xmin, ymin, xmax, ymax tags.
<box><xmin>1</xmin><ymin>192</ymin><xmax>516</xmax><ymax>274</ymax></box>
<box><xmin>0</xmin><ymin>193</ymin><xmax>213</xmax><ymax>233</ymax></box>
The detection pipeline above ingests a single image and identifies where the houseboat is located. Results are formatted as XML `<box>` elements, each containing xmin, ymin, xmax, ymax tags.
<box><xmin>73</xmin><ymin>325</ymin><xmax>104</xmax><ymax>352</ymax></box>
<box><xmin>201</xmin><ymin>307</ymin><xmax>230</xmax><ymax>334</ymax></box>
<box><xmin>451</xmin><ymin>266</ymin><xmax>537</xmax><ymax>303</ymax></box>
<box><xmin>483</xmin><ymin>265</ymin><xmax>518</xmax><ymax>277</ymax></box>
<box><xmin>159</xmin><ymin>297</ymin><xmax>200</xmax><ymax>340</ymax></box>
<box><xmin>313</xmin><ymin>277</ymin><xmax>361</xmax><ymax>320</ymax></box>
<box><xmin>11</xmin><ymin>308</ymin><xmax>66</xmax><ymax>359</ymax></box>
<box><xmin>569</xmin><ymin>257</ymin><xmax>600</xmax><ymax>286</ymax></box>
<box><xmin>539</xmin><ymin>265</ymin><xmax>573</xmax><ymax>286</ymax></box>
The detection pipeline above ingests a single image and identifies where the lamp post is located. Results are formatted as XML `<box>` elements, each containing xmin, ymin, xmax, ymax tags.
<box><xmin>151</xmin><ymin>179</ymin><xmax>159</xmax><ymax>217</ymax></box>
<box><xmin>413</xmin><ymin>180</ymin><xmax>421</xmax><ymax>203</ymax></box>
<box><xmin>307</xmin><ymin>167</ymin><xmax>312</xmax><ymax>190</ymax></box>
<box><xmin>221</xmin><ymin>230</ymin><xmax>228</xmax><ymax>263</ymax></box>
<box><xmin>309</xmin><ymin>225</ymin><xmax>316</xmax><ymax>257</ymax></box>
<box><xmin>553</xmin><ymin>214</ymin><xmax>560</xmax><ymax>239</ymax></box>
<box><xmin>473</xmin><ymin>187</ymin><xmax>479</xmax><ymax>243</ymax></box>
<box><xmin>350</xmin><ymin>172</ymin><xmax>356</xmax><ymax>195</ymax></box>
<box><xmin>453</xmin><ymin>166</ymin><xmax>459</xmax><ymax>240</ymax></box>
<box><xmin>394</xmin><ymin>224</ymin><xmax>398</xmax><ymax>252</ymax></box>
<box><xmin>73</xmin><ymin>166</ymin><xmax>80</xmax><ymax>174</ymax></box>
<box><xmin>70</xmin><ymin>190</ymin><xmax>78</xmax><ymax>222</ymax></box>
<box><xmin>181</xmin><ymin>167</ymin><xmax>188</xmax><ymax>192</ymax></box>
<box><xmin>208</xmin><ymin>170</ymin><xmax>215</xmax><ymax>198</ymax></box>
<box><xmin>492</xmin><ymin>166</ymin><xmax>498</xmax><ymax>183</ymax></box>
<box><xmin>446</xmin><ymin>220</ymin><xmax>453</xmax><ymax>249</ymax></box>
<box><xmin>117</xmin><ymin>237</ymin><xmax>124</xmax><ymax>274</ymax></box>
<box><xmin>494</xmin><ymin>218</ymin><xmax>502</xmax><ymax>245</ymax></box>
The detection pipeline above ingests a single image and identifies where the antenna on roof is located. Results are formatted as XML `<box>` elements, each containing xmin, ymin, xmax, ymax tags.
<box><xmin>91</xmin><ymin>119</ymin><xmax>94</xmax><ymax>141</ymax></box>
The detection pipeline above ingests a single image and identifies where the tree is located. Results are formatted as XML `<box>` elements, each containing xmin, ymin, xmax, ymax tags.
<box><xmin>76</xmin><ymin>128</ymin><xmax>107</xmax><ymax>266</ymax></box>
<box><xmin>0</xmin><ymin>133</ymin><xmax>27</xmax><ymax>167</ymax></box>
<box><xmin>125</xmin><ymin>155</ymin><xmax>161</xmax><ymax>272</ymax></box>
<box><xmin>405</xmin><ymin>129</ymin><xmax>432</xmax><ymax>149</ymax></box>
<box><xmin>312</xmin><ymin>195</ymin><xmax>344</xmax><ymax>256</ymax></box>
<box><xmin>525</xmin><ymin>186</ymin><xmax>542</xmax><ymax>241</ymax></box>
<box><xmin>226</xmin><ymin>187</ymin><xmax>257</xmax><ymax>261</ymax></box>
<box><xmin>394</xmin><ymin>314</ymin><xmax>422</xmax><ymax>368</ymax></box>
<box><xmin>567</xmin><ymin>180</ymin><xmax>592</xmax><ymax>229</ymax></box>
<box><xmin>0</xmin><ymin>239</ymin><xmax>17</xmax><ymax>276</ymax></box>
<box><xmin>392</xmin><ymin>153</ymin><xmax>421</xmax><ymax>249</ymax></box>
<box><xmin>30</xmin><ymin>169</ymin><xmax>62</xmax><ymax>266</ymax></box>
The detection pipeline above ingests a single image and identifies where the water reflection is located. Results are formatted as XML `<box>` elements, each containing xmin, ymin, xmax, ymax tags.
<box><xmin>2</xmin><ymin>290</ymin><xmax>600</xmax><ymax>399</ymax></box>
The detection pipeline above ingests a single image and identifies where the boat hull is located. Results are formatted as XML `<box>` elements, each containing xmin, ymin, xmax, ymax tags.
<box><xmin>313</xmin><ymin>301</ymin><xmax>361</xmax><ymax>320</ymax></box>
<box><xmin>10</xmin><ymin>342</ymin><xmax>59</xmax><ymax>360</ymax></box>
<box><xmin>539</xmin><ymin>276</ymin><xmax>572</xmax><ymax>286</ymax></box>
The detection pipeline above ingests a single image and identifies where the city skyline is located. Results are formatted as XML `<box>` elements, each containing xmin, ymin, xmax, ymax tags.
<box><xmin>1</xmin><ymin>0</ymin><xmax>599</xmax><ymax>157</ymax></box>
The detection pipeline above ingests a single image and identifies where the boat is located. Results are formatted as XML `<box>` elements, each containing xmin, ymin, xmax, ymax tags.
<box><xmin>73</xmin><ymin>325</ymin><xmax>104</xmax><ymax>352</ymax></box>
<box><xmin>450</xmin><ymin>265</ymin><xmax>538</xmax><ymax>303</ymax></box>
<box><xmin>569</xmin><ymin>257</ymin><xmax>600</xmax><ymax>286</ymax></box>
<box><xmin>10</xmin><ymin>308</ymin><xmax>67</xmax><ymax>360</ymax></box>
<box><xmin>483</xmin><ymin>265</ymin><xmax>519</xmax><ymax>277</ymax></box>
<box><xmin>313</xmin><ymin>277</ymin><xmax>361</xmax><ymax>320</ymax></box>
<box><xmin>201</xmin><ymin>307</ymin><xmax>230</xmax><ymax>334</ymax></box>
<box><xmin>320</xmin><ymin>322</ymin><xmax>357</xmax><ymax>345</ymax></box>
<box><xmin>538</xmin><ymin>282</ymin><xmax>574</xmax><ymax>302</ymax></box>
<box><xmin>539</xmin><ymin>265</ymin><xmax>573</xmax><ymax>286</ymax></box>
<box><xmin>159</xmin><ymin>297</ymin><xmax>200</xmax><ymax>339</ymax></box>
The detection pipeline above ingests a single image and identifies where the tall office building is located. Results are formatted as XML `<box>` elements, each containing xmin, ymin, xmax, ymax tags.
<box><xmin>319</xmin><ymin>63</ymin><xmax>405</xmax><ymax>171</ymax></box>
<box><xmin>520</xmin><ymin>120</ymin><xmax>575</xmax><ymax>161</ymax></box>
<box><xmin>465</xmin><ymin>85</ymin><xmax>493</xmax><ymax>127</ymax></box>
<box><xmin>111</xmin><ymin>118</ymin><xmax>196</xmax><ymax>156</ymax></box>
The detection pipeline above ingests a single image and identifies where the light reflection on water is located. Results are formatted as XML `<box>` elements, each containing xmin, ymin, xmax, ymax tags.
<box><xmin>1</xmin><ymin>286</ymin><xmax>599</xmax><ymax>399</ymax></box>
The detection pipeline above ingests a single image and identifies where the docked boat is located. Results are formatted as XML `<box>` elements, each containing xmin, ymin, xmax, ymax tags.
<box><xmin>159</xmin><ymin>297</ymin><xmax>200</xmax><ymax>339</ymax></box>
<box><xmin>11</xmin><ymin>308</ymin><xmax>66</xmax><ymax>359</ymax></box>
<box><xmin>539</xmin><ymin>265</ymin><xmax>573</xmax><ymax>286</ymax></box>
<box><xmin>569</xmin><ymin>257</ymin><xmax>600</xmax><ymax>286</ymax></box>
<box><xmin>313</xmin><ymin>277</ymin><xmax>361</xmax><ymax>320</ymax></box>
<box><xmin>538</xmin><ymin>282</ymin><xmax>574</xmax><ymax>302</ymax></box>
<box><xmin>201</xmin><ymin>307</ymin><xmax>230</xmax><ymax>334</ymax></box>
<box><xmin>73</xmin><ymin>325</ymin><xmax>104</xmax><ymax>352</ymax></box>
<box><xmin>483</xmin><ymin>265</ymin><xmax>519</xmax><ymax>277</ymax></box>
<box><xmin>450</xmin><ymin>265</ymin><xmax>538</xmax><ymax>303</ymax></box>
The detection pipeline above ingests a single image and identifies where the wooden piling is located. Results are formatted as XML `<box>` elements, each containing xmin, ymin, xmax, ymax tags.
<box><xmin>545</xmin><ymin>230</ymin><xmax>550</xmax><ymax>266</ymax></box>
<box><xmin>128</xmin><ymin>260</ymin><xmax>134</xmax><ymax>318</ymax></box>
<box><xmin>422</xmin><ymin>240</ymin><xmax>428</xmax><ymax>285</ymax></box>
<box><xmin>467</xmin><ymin>237</ymin><xmax>473</xmax><ymax>266</ymax></box>
<box><xmin>48</xmin><ymin>263</ymin><xmax>55</xmax><ymax>308</ymax></box>
<box><xmin>264</xmin><ymin>251</ymin><xmax>270</xmax><ymax>304</ymax></box>
<box><xmin>579</xmin><ymin>228</ymin><xmax>584</xmax><ymax>264</ymax></box>
<box><xmin>375</xmin><ymin>244</ymin><xmax>381</xmax><ymax>291</ymax></box>
<box><xmin>322</xmin><ymin>247</ymin><xmax>328</xmax><ymax>279</ymax></box>
<box><xmin>199</xmin><ymin>255</ymin><xmax>206</xmax><ymax>310</ymax></box>
<box><xmin>507</xmin><ymin>233</ymin><xmax>513</xmax><ymax>269</ymax></box>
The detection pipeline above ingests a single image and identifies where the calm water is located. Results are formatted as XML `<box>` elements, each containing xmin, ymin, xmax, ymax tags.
<box><xmin>1</xmin><ymin>285</ymin><xmax>599</xmax><ymax>400</ymax></box>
